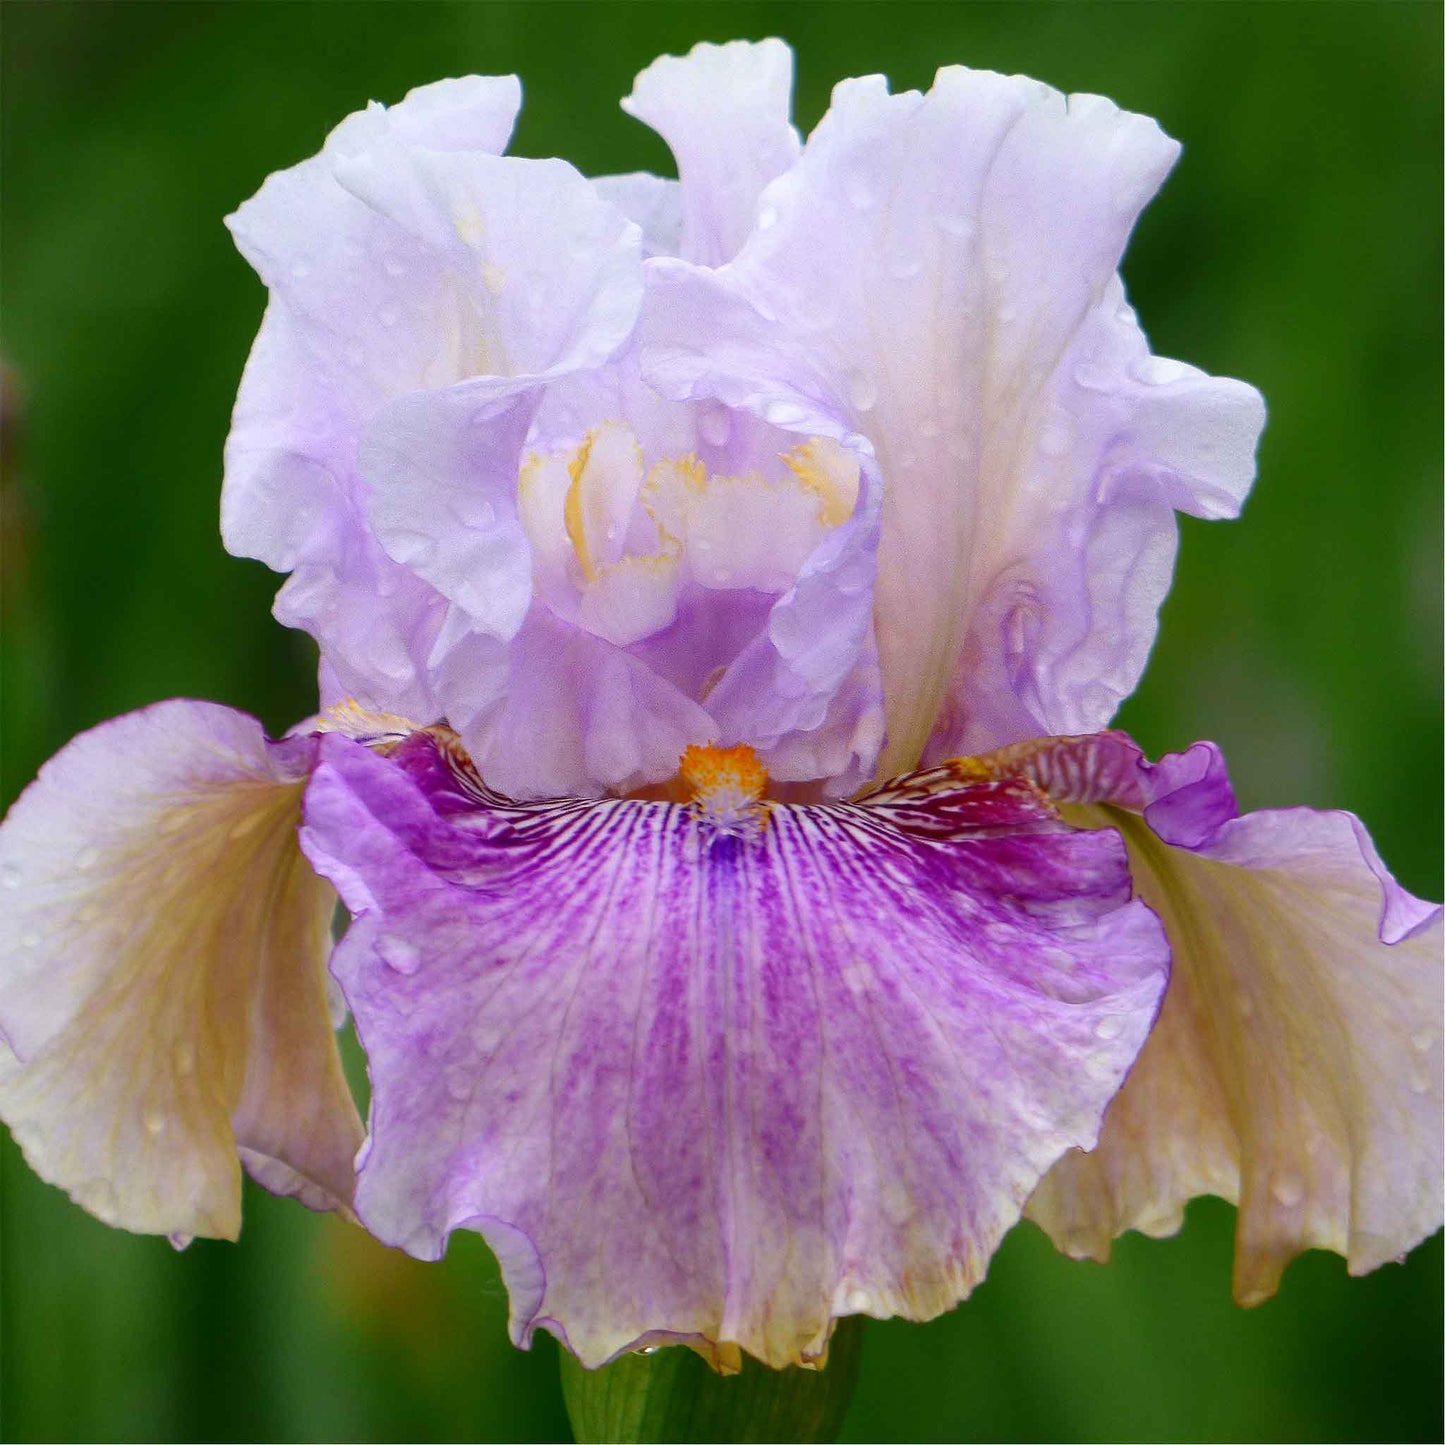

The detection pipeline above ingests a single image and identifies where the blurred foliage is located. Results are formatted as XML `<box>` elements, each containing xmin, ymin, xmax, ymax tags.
<box><xmin>1</xmin><ymin>2</ymin><xmax>1440</xmax><ymax>1441</ymax></box>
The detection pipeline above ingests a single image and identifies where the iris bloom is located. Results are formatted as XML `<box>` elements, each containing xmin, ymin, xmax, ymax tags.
<box><xmin>1</xmin><ymin>42</ymin><xmax>1438</xmax><ymax>1372</ymax></box>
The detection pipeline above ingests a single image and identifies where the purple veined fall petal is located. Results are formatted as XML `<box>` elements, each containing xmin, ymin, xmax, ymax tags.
<box><xmin>299</xmin><ymin>726</ymin><xmax>1170</xmax><ymax>1370</ymax></box>
<box><xmin>976</xmin><ymin>733</ymin><xmax>1444</xmax><ymax>1301</ymax></box>
<box><xmin>642</xmin><ymin>66</ymin><xmax>1266</xmax><ymax>781</ymax></box>
<box><xmin>0</xmin><ymin>701</ymin><xmax>362</xmax><ymax>1238</ymax></box>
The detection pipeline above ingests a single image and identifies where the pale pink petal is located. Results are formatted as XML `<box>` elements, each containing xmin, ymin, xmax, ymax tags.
<box><xmin>1006</xmin><ymin>734</ymin><xmax>1443</xmax><ymax>1299</ymax></box>
<box><xmin>0</xmin><ymin>702</ymin><xmax>361</xmax><ymax>1237</ymax></box>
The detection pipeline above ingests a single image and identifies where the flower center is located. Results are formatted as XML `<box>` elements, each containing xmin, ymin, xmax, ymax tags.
<box><xmin>680</xmin><ymin>743</ymin><xmax>771</xmax><ymax>836</ymax></box>
<box><xmin>515</xmin><ymin>421</ymin><xmax>860</xmax><ymax>651</ymax></box>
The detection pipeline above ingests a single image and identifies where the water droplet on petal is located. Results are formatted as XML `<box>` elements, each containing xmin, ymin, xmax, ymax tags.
<box><xmin>174</xmin><ymin>1042</ymin><xmax>196</xmax><ymax>1076</ymax></box>
<box><xmin>697</xmin><ymin>405</ymin><xmax>731</xmax><ymax>448</ymax></box>
<box><xmin>846</xmin><ymin>1287</ymin><xmax>872</xmax><ymax>1313</ymax></box>
<box><xmin>634</xmin><ymin>1345</ymin><xmax>661</xmax><ymax>1357</ymax></box>
<box><xmin>20</xmin><ymin>930</ymin><xmax>40</xmax><ymax>949</ymax></box>
<box><xmin>848</xmin><ymin>370</ymin><xmax>878</xmax><ymax>413</ymax></box>
<box><xmin>168</xmin><ymin>1232</ymin><xmax>194</xmax><ymax>1252</ymax></box>
<box><xmin>444</xmin><ymin>1065</ymin><xmax>473</xmax><ymax>1102</ymax></box>
<box><xmin>1</xmin><ymin>862</ymin><xmax>20</xmax><ymax>889</ymax></box>
<box><xmin>1093</xmin><ymin>1015</ymin><xmax>1124</xmax><ymax>1041</ymax></box>
<box><xmin>757</xmin><ymin>203</ymin><xmax>779</xmax><ymax>231</ymax></box>
<box><xmin>1270</xmin><ymin>1175</ymin><xmax>1304</xmax><ymax>1208</ymax></box>
<box><xmin>1038</xmin><ymin>414</ymin><xmax>1075</xmax><ymax>458</ymax></box>
<box><xmin>81</xmin><ymin>1179</ymin><xmax>117</xmax><ymax>1218</ymax></box>
<box><xmin>143</xmin><ymin>1108</ymin><xmax>167</xmax><ymax>1136</ymax></box>
<box><xmin>379</xmin><ymin>306</ymin><xmax>399</xmax><ymax>328</ymax></box>
<box><xmin>1411</xmin><ymin>1029</ymin><xmax>1436</xmax><ymax>1053</ymax></box>
<box><xmin>383</xmin><ymin>255</ymin><xmax>407</xmax><ymax>278</ymax></box>
<box><xmin>290</xmin><ymin>259</ymin><xmax>311</xmax><ymax>280</ymax></box>
<box><xmin>765</xmin><ymin>399</ymin><xmax>807</xmax><ymax>428</ymax></box>
<box><xmin>74</xmin><ymin>845</ymin><xmax>101</xmax><ymax>871</ymax></box>
<box><xmin>844</xmin><ymin>172</ymin><xmax>875</xmax><ymax>210</ymax></box>
<box><xmin>379</xmin><ymin>937</ymin><xmax>421</xmax><ymax>975</ymax></box>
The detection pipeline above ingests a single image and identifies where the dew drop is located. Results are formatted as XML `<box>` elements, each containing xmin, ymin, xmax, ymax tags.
<box><xmin>844</xmin><ymin>173</ymin><xmax>875</xmax><ymax>210</ymax></box>
<box><xmin>174</xmin><ymin>1042</ymin><xmax>196</xmax><ymax>1076</ymax></box>
<box><xmin>228</xmin><ymin>811</ymin><xmax>263</xmax><ymax>841</ymax></box>
<box><xmin>1409</xmin><ymin>1067</ymin><xmax>1432</xmax><ymax>1096</ymax></box>
<box><xmin>846</xmin><ymin>1287</ymin><xmax>871</xmax><ymax>1313</ymax></box>
<box><xmin>997</xmin><ymin>304</ymin><xmax>1018</xmax><ymax>325</ymax></box>
<box><xmin>383</xmin><ymin>255</ymin><xmax>407</xmax><ymax>278</ymax></box>
<box><xmin>444</xmin><ymin>1065</ymin><xmax>474</xmax><ymax>1102</ymax></box>
<box><xmin>697</xmin><ymin>405</ymin><xmax>731</xmax><ymax>448</ymax></box>
<box><xmin>847</xmin><ymin>370</ymin><xmax>879</xmax><ymax>413</ymax></box>
<box><xmin>379</xmin><ymin>306</ymin><xmax>400</xmax><ymax>328</ymax></box>
<box><xmin>81</xmin><ymin>1179</ymin><xmax>117</xmax><ymax>1218</ymax></box>
<box><xmin>757</xmin><ymin>203</ymin><xmax>779</xmax><ymax>231</ymax></box>
<box><xmin>168</xmin><ymin>1232</ymin><xmax>194</xmax><ymax>1252</ymax></box>
<box><xmin>1411</xmin><ymin>1029</ymin><xmax>1436</xmax><ymax>1053</ymax></box>
<box><xmin>1093</xmin><ymin>1014</ymin><xmax>1124</xmax><ymax>1041</ymax></box>
<box><xmin>934</xmin><ymin>212</ymin><xmax>974</xmax><ymax>240</ymax></box>
<box><xmin>20</xmin><ymin>930</ymin><xmax>40</xmax><ymax>949</ymax></box>
<box><xmin>764</xmin><ymin>399</ymin><xmax>807</xmax><ymax>428</ymax></box>
<box><xmin>1038</xmin><ymin>414</ymin><xmax>1075</xmax><ymax>458</ymax></box>
<box><xmin>634</xmin><ymin>1345</ymin><xmax>661</xmax><ymax>1357</ymax></box>
<box><xmin>1270</xmin><ymin>1175</ymin><xmax>1304</xmax><ymax>1208</ymax></box>
<box><xmin>379</xmin><ymin>937</ymin><xmax>421</xmax><ymax>975</ymax></box>
<box><xmin>1</xmin><ymin>861</ymin><xmax>20</xmax><ymax>889</ymax></box>
<box><xmin>290</xmin><ymin>259</ymin><xmax>312</xmax><ymax>280</ymax></box>
<box><xmin>143</xmin><ymin>1108</ymin><xmax>167</xmax><ymax>1136</ymax></box>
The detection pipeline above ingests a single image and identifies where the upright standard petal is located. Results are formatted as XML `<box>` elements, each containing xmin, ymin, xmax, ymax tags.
<box><xmin>645</xmin><ymin>67</ymin><xmax>1265</xmax><ymax>778</ymax></box>
<box><xmin>622</xmin><ymin>39</ymin><xmax>801</xmax><ymax>265</ymax></box>
<box><xmin>0</xmin><ymin>702</ymin><xmax>361</xmax><ymax>1238</ymax></box>
<box><xmin>301</xmin><ymin>728</ymin><xmax>1169</xmax><ymax>1369</ymax></box>
<box><xmin>998</xmin><ymin>735</ymin><xmax>1444</xmax><ymax>1300</ymax></box>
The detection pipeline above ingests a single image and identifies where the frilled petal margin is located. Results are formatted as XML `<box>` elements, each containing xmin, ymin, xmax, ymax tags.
<box><xmin>0</xmin><ymin>701</ymin><xmax>361</xmax><ymax>1239</ymax></box>
<box><xmin>1000</xmin><ymin>734</ymin><xmax>1444</xmax><ymax>1301</ymax></box>
<box><xmin>300</xmin><ymin>728</ymin><xmax>1169</xmax><ymax>1370</ymax></box>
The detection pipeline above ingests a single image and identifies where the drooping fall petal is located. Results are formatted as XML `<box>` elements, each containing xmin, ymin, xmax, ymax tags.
<box><xmin>1002</xmin><ymin>734</ymin><xmax>1443</xmax><ymax>1300</ymax></box>
<box><xmin>0</xmin><ymin>701</ymin><xmax>361</xmax><ymax>1237</ymax></box>
<box><xmin>300</xmin><ymin>728</ymin><xmax>1169</xmax><ymax>1369</ymax></box>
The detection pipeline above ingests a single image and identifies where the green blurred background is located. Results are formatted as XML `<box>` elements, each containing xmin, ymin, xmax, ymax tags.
<box><xmin>2</xmin><ymin>2</ymin><xmax>1440</xmax><ymax>1440</ymax></box>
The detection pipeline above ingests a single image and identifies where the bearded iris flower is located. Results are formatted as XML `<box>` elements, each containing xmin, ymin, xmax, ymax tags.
<box><xmin>0</xmin><ymin>40</ymin><xmax>1438</xmax><ymax>1375</ymax></box>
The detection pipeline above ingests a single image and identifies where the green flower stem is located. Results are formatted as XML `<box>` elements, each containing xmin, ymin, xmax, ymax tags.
<box><xmin>560</xmin><ymin>1317</ymin><xmax>864</xmax><ymax>1444</ymax></box>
